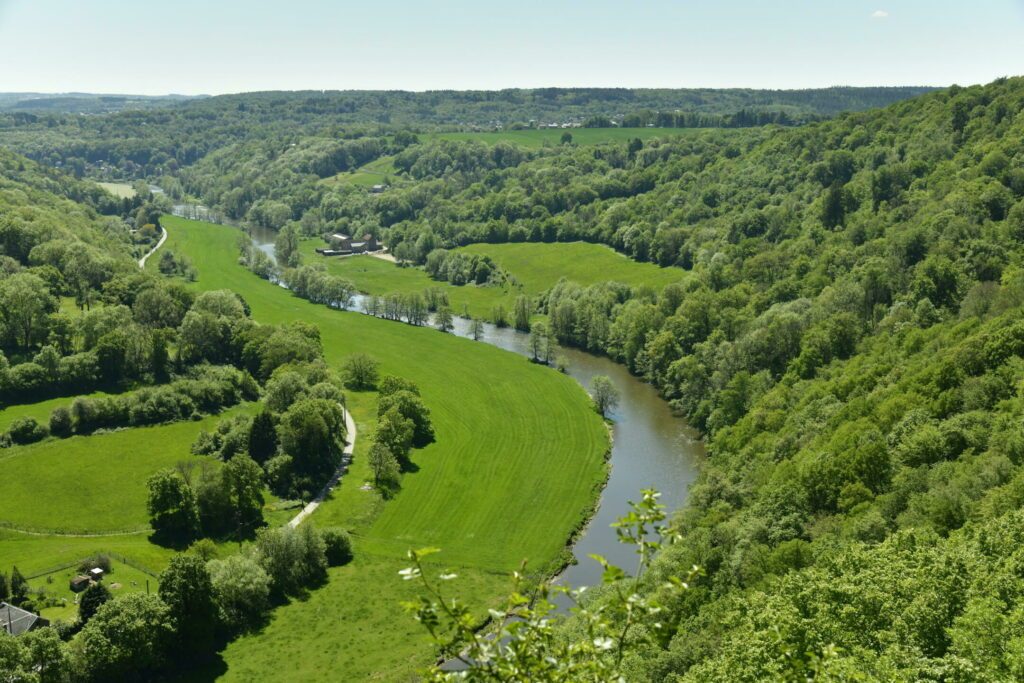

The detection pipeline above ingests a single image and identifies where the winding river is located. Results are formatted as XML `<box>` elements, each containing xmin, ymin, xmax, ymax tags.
<box><xmin>234</xmin><ymin>220</ymin><xmax>704</xmax><ymax>598</ymax></box>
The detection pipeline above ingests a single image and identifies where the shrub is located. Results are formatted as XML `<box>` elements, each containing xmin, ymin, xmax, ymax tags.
<box><xmin>208</xmin><ymin>553</ymin><xmax>271</xmax><ymax>632</ymax></box>
<box><xmin>49</xmin><ymin>406</ymin><xmax>73</xmax><ymax>437</ymax></box>
<box><xmin>321</xmin><ymin>527</ymin><xmax>353</xmax><ymax>566</ymax></box>
<box><xmin>7</xmin><ymin>416</ymin><xmax>49</xmax><ymax>444</ymax></box>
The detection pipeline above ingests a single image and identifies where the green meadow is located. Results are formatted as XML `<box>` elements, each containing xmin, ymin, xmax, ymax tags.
<box><xmin>458</xmin><ymin>241</ymin><xmax>688</xmax><ymax>294</ymax></box>
<box><xmin>301</xmin><ymin>239</ymin><xmax>688</xmax><ymax>320</ymax></box>
<box><xmin>154</xmin><ymin>215</ymin><xmax>608</xmax><ymax>679</ymax></box>
<box><xmin>0</xmin><ymin>407</ymin><xmax>249</xmax><ymax>534</ymax></box>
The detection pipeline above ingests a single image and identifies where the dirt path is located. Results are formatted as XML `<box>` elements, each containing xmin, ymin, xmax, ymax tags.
<box><xmin>367</xmin><ymin>250</ymin><xmax>396</xmax><ymax>263</ymax></box>
<box><xmin>138</xmin><ymin>225</ymin><xmax>168</xmax><ymax>268</ymax></box>
<box><xmin>288</xmin><ymin>407</ymin><xmax>357</xmax><ymax>528</ymax></box>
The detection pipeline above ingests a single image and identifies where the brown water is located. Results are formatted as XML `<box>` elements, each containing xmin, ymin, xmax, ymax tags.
<box><xmin>249</xmin><ymin>231</ymin><xmax>704</xmax><ymax>598</ymax></box>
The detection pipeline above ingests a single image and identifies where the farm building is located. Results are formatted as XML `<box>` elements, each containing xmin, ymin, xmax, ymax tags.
<box><xmin>70</xmin><ymin>575</ymin><xmax>91</xmax><ymax>592</ymax></box>
<box><xmin>1</xmin><ymin>602</ymin><xmax>49</xmax><ymax>636</ymax></box>
<box><xmin>369</xmin><ymin>184</ymin><xmax>386</xmax><ymax>193</ymax></box>
<box><xmin>318</xmin><ymin>233</ymin><xmax>380</xmax><ymax>256</ymax></box>
<box><xmin>89</xmin><ymin>567</ymin><xmax>105</xmax><ymax>581</ymax></box>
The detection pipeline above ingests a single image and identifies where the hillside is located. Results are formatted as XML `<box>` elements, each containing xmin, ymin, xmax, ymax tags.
<box><xmin>0</xmin><ymin>86</ymin><xmax>931</xmax><ymax>185</ymax></box>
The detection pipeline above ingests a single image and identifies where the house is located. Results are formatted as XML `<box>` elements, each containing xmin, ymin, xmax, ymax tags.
<box><xmin>70</xmin><ymin>575</ymin><xmax>91</xmax><ymax>592</ymax></box>
<box><xmin>1</xmin><ymin>602</ymin><xmax>49</xmax><ymax>636</ymax></box>
<box><xmin>349</xmin><ymin>234</ymin><xmax>378</xmax><ymax>253</ymax></box>
<box><xmin>329</xmin><ymin>233</ymin><xmax>353</xmax><ymax>251</ymax></box>
<box><xmin>318</xmin><ymin>233</ymin><xmax>379</xmax><ymax>257</ymax></box>
<box><xmin>369</xmin><ymin>184</ymin><xmax>386</xmax><ymax>194</ymax></box>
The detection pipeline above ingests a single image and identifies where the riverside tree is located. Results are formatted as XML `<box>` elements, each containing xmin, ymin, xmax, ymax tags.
<box><xmin>590</xmin><ymin>375</ymin><xmax>619</xmax><ymax>417</ymax></box>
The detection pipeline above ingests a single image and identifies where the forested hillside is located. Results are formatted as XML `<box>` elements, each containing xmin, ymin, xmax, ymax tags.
<box><xmin>0</xmin><ymin>86</ymin><xmax>930</xmax><ymax>183</ymax></box>
<box><xmin>524</xmin><ymin>77</ymin><xmax>1024</xmax><ymax>680</ymax></box>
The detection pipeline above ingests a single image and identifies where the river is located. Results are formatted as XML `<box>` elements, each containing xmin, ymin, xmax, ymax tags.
<box><xmin>241</xmin><ymin>225</ymin><xmax>704</xmax><ymax>599</ymax></box>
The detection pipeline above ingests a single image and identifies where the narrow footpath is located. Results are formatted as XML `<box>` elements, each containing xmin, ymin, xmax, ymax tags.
<box><xmin>138</xmin><ymin>226</ymin><xmax>168</xmax><ymax>268</ymax></box>
<box><xmin>288</xmin><ymin>408</ymin><xmax>357</xmax><ymax>528</ymax></box>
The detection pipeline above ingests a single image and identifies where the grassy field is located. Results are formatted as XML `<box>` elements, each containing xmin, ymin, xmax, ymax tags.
<box><xmin>301</xmin><ymin>239</ymin><xmax>687</xmax><ymax>321</ymax></box>
<box><xmin>460</xmin><ymin>241</ymin><xmax>688</xmax><ymax>293</ymax></box>
<box><xmin>0</xmin><ymin>406</ymin><xmax>250</xmax><ymax>534</ymax></box>
<box><xmin>156</xmin><ymin>215</ymin><xmax>608</xmax><ymax>679</ymax></box>
<box><xmin>96</xmin><ymin>181</ymin><xmax>137</xmax><ymax>198</ymax></box>
<box><xmin>0</xmin><ymin>391</ymin><xmax>119</xmax><ymax>433</ymax></box>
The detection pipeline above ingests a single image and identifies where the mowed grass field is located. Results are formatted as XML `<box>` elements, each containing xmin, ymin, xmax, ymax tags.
<box><xmin>157</xmin><ymin>215</ymin><xmax>608</xmax><ymax>680</ymax></box>
<box><xmin>302</xmin><ymin>239</ymin><xmax>687</xmax><ymax>321</ymax></box>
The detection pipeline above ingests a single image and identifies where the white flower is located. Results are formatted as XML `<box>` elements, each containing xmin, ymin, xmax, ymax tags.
<box><xmin>398</xmin><ymin>567</ymin><xmax>420</xmax><ymax>580</ymax></box>
<box><xmin>593</xmin><ymin>636</ymin><xmax>615</xmax><ymax>651</ymax></box>
<box><xmin>439</xmin><ymin>572</ymin><xmax>458</xmax><ymax>581</ymax></box>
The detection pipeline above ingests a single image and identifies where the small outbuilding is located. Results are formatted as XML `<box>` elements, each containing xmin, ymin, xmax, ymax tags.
<box><xmin>89</xmin><ymin>567</ymin><xmax>105</xmax><ymax>581</ymax></box>
<box><xmin>70</xmin><ymin>575</ymin><xmax>91</xmax><ymax>592</ymax></box>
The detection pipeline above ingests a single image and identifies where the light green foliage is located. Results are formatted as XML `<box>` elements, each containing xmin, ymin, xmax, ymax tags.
<box><xmin>208</xmin><ymin>553</ymin><xmax>272</xmax><ymax>633</ymax></box>
<box><xmin>589</xmin><ymin>375</ymin><xmax>619</xmax><ymax>417</ymax></box>
<box><xmin>405</xmin><ymin>490</ymin><xmax>699</xmax><ymax>681</ymax></box>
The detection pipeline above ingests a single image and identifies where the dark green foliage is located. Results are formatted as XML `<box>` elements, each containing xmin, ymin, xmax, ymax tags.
<box><xmin>9</xmin><ymin>566</ymin><xmax>27</xmax><ymax>604</ymax></box>
<box><xmin>6</xmin><ymin>415</ymin><xmax>48</xmax><ymax>444</ymax></box>
<box><xmin>158</xmin><ymin>555</ymin><xmax>219</xmax><ymax>653</ymax></box>
<box><xmin>78</xmin><ymin>582</ymin><xmax>111</xmax><ymax>626</ymax></box>
<box><xmin>146</xmin><ymin>469</ymin><xmax>200</xmax><ymax>544</ymax></box>
<box><xmin>277</xmin><ymin>398</ymin><xmax>346</xmax><ymax>495</ymax></box>
<box><xmin>248</xmin><ymin>410</ymin><xmax>278</xmax><ymax>464</ymax></box>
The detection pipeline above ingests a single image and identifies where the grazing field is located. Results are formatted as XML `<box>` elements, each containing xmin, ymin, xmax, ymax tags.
<box><xmin>0</xmin><ymin>406</ymin><xmax>249</xmax><ymax>534</ymax></box>
<box><xmin>156</xmin><ymin>215</ymin><xmax>608</xmax><ymax>679</ymax></box>
<box><xmin>96</xmin><ymin>181</ymin><xmax>137</xmax><ymax>198</ymax></box>
<box><xmin>301</xmin><ymin>239</ymin><xmax>688</xmax><ymax>320</ymax></box>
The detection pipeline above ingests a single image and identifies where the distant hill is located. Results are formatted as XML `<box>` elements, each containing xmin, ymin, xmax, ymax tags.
<box><xmin>0</xmin><ymin>92</ymin><xmax>205</xmax><ymax>114</ymax></box>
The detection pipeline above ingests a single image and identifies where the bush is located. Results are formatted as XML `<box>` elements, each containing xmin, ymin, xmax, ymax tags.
<box><xmin>321</xmin><ymin>527</ymin><xmax>353</xmax><ymax>566</ymax></box>
<box><xmin>7</xmin><ymin>416</ymin><xmax>49</xmax><ymax>444</ymax></box>
<box><xmin>78</xmin><ymin>554</ymin><xmax>112</xmax><ymax>574</ymax></box>
<box><xmin>208</xmin><ymin>553</ymin><xmax>271</xmax><ymax>632</ymax></box>
<box><xmin>49</xmin><ymin>406</ymin><xmax>73</xmax><ymax>437</ymax></box>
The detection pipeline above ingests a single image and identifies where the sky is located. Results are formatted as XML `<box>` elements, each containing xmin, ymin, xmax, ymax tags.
<box><xmin>1</xmin><ymin>0</ymin><xmax>1022</xmax><ymax>95</ymax></box>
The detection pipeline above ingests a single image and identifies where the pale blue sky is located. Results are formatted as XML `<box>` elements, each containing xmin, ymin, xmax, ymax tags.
<box><xmin>1</xmin><ymin>0</ymin><xmax>1022</xmax><ymax>94</ymax></box>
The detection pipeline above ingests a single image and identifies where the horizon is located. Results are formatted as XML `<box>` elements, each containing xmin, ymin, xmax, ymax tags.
<box><xmin>2</xmin><ymin>0</ymin><xmax>1022</xmax><ymax>95</ymax></box>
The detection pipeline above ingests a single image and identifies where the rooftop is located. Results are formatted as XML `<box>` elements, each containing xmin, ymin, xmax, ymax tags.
<box><xmin>1</xmin><ymin>602</ymin><xmax>47</xmax><ymax>636</ymax></box>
